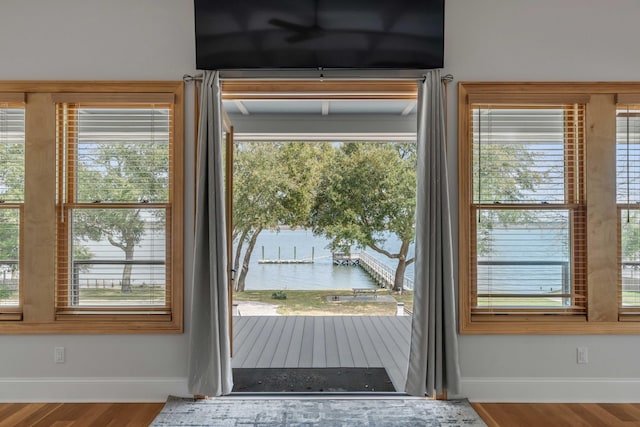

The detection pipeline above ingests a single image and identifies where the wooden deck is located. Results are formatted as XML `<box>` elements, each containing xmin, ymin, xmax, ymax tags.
<box><xmin>232</xmin><ymin>316</ymin><xmax>412</xmax><ymax>392</ymax></box>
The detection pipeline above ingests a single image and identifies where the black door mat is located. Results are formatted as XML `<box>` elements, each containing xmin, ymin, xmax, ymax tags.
<box><xmin>232</xmin><ymin>367</ymin><xmax>395</xmax><ymax>393</ymax></box>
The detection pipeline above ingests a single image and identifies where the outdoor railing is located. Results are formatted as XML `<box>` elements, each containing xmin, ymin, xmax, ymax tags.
<box><xmin>621</xmin><ymin>261</ymin><xmax>640</xmax><ymax>293</ymax></box>
<box><xmin>0</xmin><ymin>260</ymin><xmax>19</xmax><ymax>286</ymax></box>
<box><xmin>356</xmin><ymin>251</ymin><xmax>414</xmax><ymax>291</ymax></box>
<box><xmin>476</xmin><ymin>260</ymin><xmax>570</xmax><ymax>304</ymax></box>
<box><xmin>71</xmin><ymin>259</ymin><xmax>165</xmax><ymax>305</ymax></box>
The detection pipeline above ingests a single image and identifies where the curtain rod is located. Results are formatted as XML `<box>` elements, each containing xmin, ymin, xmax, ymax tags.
<box><xmin>183</xmin><ymin>73</ymin><xmax>454</xmax><ymax>83</ymax></box>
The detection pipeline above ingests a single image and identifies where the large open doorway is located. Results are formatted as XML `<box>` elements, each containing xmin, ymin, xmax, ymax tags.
<box><xmin>222</xmin><ymin>81</ymin><xmax>418</xmax><ymax>393</ymax></box>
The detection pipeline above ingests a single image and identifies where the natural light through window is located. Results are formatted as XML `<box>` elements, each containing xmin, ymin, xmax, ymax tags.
<box><xmin>57</xmin><ymin>105</ymin><xmax>171</xmax><ymax>308</ymax></box>
<box><xmin>231</xmin><ymin>139</ymin><xmax>416</xmax><ymax>316</ymax></box>
<box><xmin>617</xmin><ymin>105</ymin><xmax>640</xmax><ymax>308</ymax></box>
<box><xmin>0</xmin><ymin>105</ymin><xmax>23</xmax><ymax>308</ymax></box>
<box><xmin>471</xmin><ymin>106</ymin><xmax>585</xmax><ymax>309</ymax></box>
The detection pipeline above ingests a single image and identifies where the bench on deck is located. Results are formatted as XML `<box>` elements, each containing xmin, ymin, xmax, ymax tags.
<box><xmin>352</xmin><ymin>288</ymin><xmax>388</xmax><ymax>299</ymax></box>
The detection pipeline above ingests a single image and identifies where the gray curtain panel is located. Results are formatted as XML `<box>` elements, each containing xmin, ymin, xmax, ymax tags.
<box><xmin>405</xmin><ymin>70</ymin><xmax>461</xmax><ymax>397</ymax></box>
<box><xmin>187</xmin><ymin>71</ymin><xmax>234</xmax><ymax>397</ymax></box>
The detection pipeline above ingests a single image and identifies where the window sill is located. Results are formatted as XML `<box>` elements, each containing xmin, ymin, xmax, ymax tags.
<box><xmin>0</xmin><ymin>313</ymin><xmax>181</xmax><ymax>334</ymax></box>
<box><xmin>618</xmin><ymin>312</ymin><xmax>640</xmax><ymax>322</ymax></box>
<box><xmin>0</xmin><ymin>311</ymin><xmax>23</xmax><ymax>321</ymax></box>
<box><xmin>462</xmin><ymin>314</ymin><xmax>640</xmax><ymax>334</ymax></box>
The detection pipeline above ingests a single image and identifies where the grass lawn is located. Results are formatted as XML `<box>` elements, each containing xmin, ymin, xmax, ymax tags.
<box><xmin>79</xmin><ymin>287</ymin><xmax>165</xmax><ymax>302</ymax></box>
<box><xmin>4</xmin><ymin>286</ymin><xmax>412</xmax><ymax>313</ymax></box>
<box><xmin>622</xmin><ymin>291</ymin><xmax>640</xmax><ymax>306</ymax></box>
<box><xmin>233</xmin><ymin>289</ymin><xmax>413</xmax><ymax>316</ymax></box>
<box><xmin>476</xmin><ymin>296</ymin><xmax>572</xmax><ymax>307</ymax></box>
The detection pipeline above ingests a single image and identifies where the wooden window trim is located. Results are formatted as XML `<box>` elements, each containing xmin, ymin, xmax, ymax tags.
<box><xmin>221</xmin><ymin>80</ymin><xmax>418</xmax><ymax>100</ymax></box>
<box><xmin>0</xmin><ymin>81</ymin><xmax>183</xmax><ymax>334</ymax></box>
<box><xmin>0</xmin><ymin>92</ymin><xmax>25</xmax><ymax>103</ymax></box>
<box><xmin>468</xmin><ymin>93</ymin><xmax>591</xmax><ymax>105</ymax></box>
<box><xmin>51</xmin><ymin>93</ymin><xmax>175</xmax><ymax>104</ymax></box>
<box><xmin>616</xmin><ymin>94</ymin><xmax>640</xmax><ymax>105</ymax></box>
<box><xmin>459</xmin><ymin>82</ymin><xmax>640</xmax><ymax>335</ymax></box>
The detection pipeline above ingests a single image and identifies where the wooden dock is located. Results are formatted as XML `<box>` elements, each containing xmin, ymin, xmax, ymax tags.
<box><xmin>232</xmin><ymin>316</ymin><xmax>412</xmax><ymax>392</ymax></box>
<box><xmin>333</xmin><ymin>251</ymin><xmax>414</xmax><ymax>291</ymax></box>
<box><xmin>260</xmin><ymin>245</ymin><xmax>315</xmax><ymax>264</ymax></box>
<box><xmin>258</xmin><ymin>259</ymin><xmax>314</xmax><ymax>264</ymax></box>
<box><xmin>332</xmin><ymin>252</ymin><xmax>360</xmax><ymax>266</ymax></box>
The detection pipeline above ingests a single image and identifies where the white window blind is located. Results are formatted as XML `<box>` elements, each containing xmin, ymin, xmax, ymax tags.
<box><xmin>57</xmin><ymin>104</ymin><xmax>172</xmax><ymax>309</ymax></box>
<box><xmin>471</xmin><ymin>105</ymin><xmax>586</xmax><ymax>311</ymax></box>
<box><xmin>0</xmin><ymin>105</ymin><xmax>24</xmax><ymax>308</ymax></box>
<box><xmin>617</xmin><ymin>106</ymin><xmax>640</xmax><ymax>308</ymax></box>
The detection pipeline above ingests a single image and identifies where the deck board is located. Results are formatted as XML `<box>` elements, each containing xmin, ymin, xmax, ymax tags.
<box><xmin>270</xmin><ymin>317</ymin><xmax>296</xmax><ymax>367</ymax></box>
<box><xmin>333</xmin><ymin>317</ymin><xmax>355</xmax><ymax>367</ymax></box>
<box><xmin>298</xmin><ymin>317</ymin><xmax>315</xmax><ymax>368</ymax></box>
<box><xmin>351</xmin><ymin>316</ymin><xmax>384</xmax><ymax>367</ymax></box>
<box><xmin>232</xmin><ymin>316</ymin><xmax>257</xmax><ymax>348</ymax></box>
<box><xmin>233</xmin><ymin>317</ymin><xmax>269</xmax><ymax>368</ymax></box>
<box><xmin>311</xmin><ymin>317</ymin><xmax>326</xmax><ymax>367</ymax></box>
<box><xmin>284</xmin><ymin>317</ymin><xmax>306</xmax><ymax>367</ymax></box>
<box><xmin>360</xmin><ymin>316</ymin><xmax>405</xmax><ymax>390</ymax></box>
<box><xmin>324</xmin><ymin>317</ymin><xmax>341</xmax><ymax>367</ymax></box>
<box><xmin>342</xmin><ymin>316</ymin><xmax>369</xmax><ymax>367</ymax></box>
<box><xmin>232</xmin><ymin>315</ymin><xmax>412</xmax><ymax>391</ymax></box>
<box><xmin>367</xmin><ymin>316</ymin><xmax>402</xmax><ymax>389</ymax></box>
<box><xmin>241</xmin><ymin>316</ymin><xmax>278</xmax><ymax>368</ymax></box>
<box><xmin>255</xmin><ymin>317</ymin><xmax>286</xmax><ymax>368</ymax></box>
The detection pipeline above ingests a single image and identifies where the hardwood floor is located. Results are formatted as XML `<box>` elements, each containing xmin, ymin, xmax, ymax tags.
<box><xmin>473</xmin><ymin>403</ymin><xmax>640</xmax><ymax>427</ymax></box>
<box><xmin>2</xmin><ymin>402</ymin><xmax>640</xmax><ymax>426</ymax></box>
<box><xmin>0</xmin><ymin>403</ymin><xmax>164</xmax><ymax>427</ymax></box>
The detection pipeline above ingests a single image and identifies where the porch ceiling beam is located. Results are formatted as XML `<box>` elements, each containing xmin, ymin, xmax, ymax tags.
<box><xmin>221</xmin><ymin>80</ymin><xmax>418</xmax><ymax>101</ymax></box>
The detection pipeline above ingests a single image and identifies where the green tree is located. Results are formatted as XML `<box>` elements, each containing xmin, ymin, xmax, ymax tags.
<box><xmin>232</xmin><ymin>142</ymin><xmax>286</xmax><ymax>292</ymax></box>
<box><xmin>0</xmin><ymin>118</ymin><xmax>24</xmax><ymax>282</ymax></box>
<box><xmin>74</xmin><ymin>140</ymin><xmax>168</xmax><ymax>292</ymax></box>
<box><xmin>622</xmin><ymin>211</ymin><xmax>640</xmax><ymax>261</ymax></box>
<box><xmin>0</xmin><ymin>209</ymin><xmax>19</xmax><ymax>279</ymax></box>
<box><xmin>473</xmin><ymin>142</ymin><xmax>546</xmax><ymax>255</ymax></box>
<box><xmin>232</xmin><ymin>142</ymin><xmax>330</xmax><ymax>292</ymax></box>
<box><xmin>309</xmin><ymin>142</ymin><xmax>416</xmax><ymax>292</ymax></box>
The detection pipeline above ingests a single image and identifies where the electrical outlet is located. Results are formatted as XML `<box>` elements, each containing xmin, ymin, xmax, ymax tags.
<box><xmin>577</xmin><ymin>347</ymin><xmax>588</xmax><ymax>364</ymax></box>
<box><xmin>54</xmin><ymin>347</ymin><xmax>65</xmax><ymax>364</ymax></box>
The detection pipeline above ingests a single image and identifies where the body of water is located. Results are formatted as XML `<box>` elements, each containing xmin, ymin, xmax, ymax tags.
<box><xmin>242</xmin><ymin>229</ymin><xmax>414</xmax><ymax>291</ymax></box>
<box><xmin>77</xmin><ymin>225</ymin><xmax>571</xmax><ymax>295</ymax></box>
<box><xmin>246</xmin><ymin>227</ymin><xmax>571</xmax><ymax>294</ymax></box>
<box><xmin>477</xmin><ymin>225</ymin><xmax>570</xmax><ymax>294</ymax></box>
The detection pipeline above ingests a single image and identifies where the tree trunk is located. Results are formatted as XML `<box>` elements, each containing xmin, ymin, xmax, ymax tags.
<box><xmin>394</xmin><ymin>258</ymin><xmax>407</xmax><ymax>293</ymax></box>
<box><xmin>233</xmin><ymin>229</ymin><xmax>248</xmax><ymax>292</ymax></box>
<box><xmin>121</xmin><ymin>244</ymin><xmax>134</xmax><ymax>293</ymax></box>
<box><xmin>235</xmin><ymin>229</ymin><xmax>261</xmax><ymax>292</ymax></box>
<box><xmin>392</xmin><ymin>239</ymin><xmax>410</xmax><ymax>292</ymax></box>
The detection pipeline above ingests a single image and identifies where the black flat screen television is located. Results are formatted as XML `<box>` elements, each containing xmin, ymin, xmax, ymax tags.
<box><xmin>194</xmin><ymin>0</ymin><xmax>444</xmax><ymax>70</ymax></box>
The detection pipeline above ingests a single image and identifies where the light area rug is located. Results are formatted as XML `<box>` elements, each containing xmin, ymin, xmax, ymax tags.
<box><xmin>151</xmin><ymin>396</ymin><xmax>487</xmax><ymax>426</ymax></box>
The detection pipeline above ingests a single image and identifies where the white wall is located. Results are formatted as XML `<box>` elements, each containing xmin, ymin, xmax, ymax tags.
<box><xmin>0</xmin><ymin>0</ymin><xmax>197</xmax><ymax>402</ymax></box>
<box><xmin>446</xmin><ymin>0</ymin><xmax>640</xmax><ymax>402</ymax></box>
<box><xmin>1</xmin><ymin>0</ymin><xmax>640</xmax><ymax>402</ymax></box>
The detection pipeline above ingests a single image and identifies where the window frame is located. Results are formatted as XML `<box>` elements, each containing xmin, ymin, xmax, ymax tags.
<box><xmin>469</xmin><ymin>103</ymin><xmax>586</xmax><ymax>314</ymax></box>
<box><xmin>0</xmin><ymin>97</ymin><xmax>25</xmax><ymax>319</ymax></box>
<box><xmin>459</xmin><ymin>82</ymin><xmax>640</xmax><ymax>334</ymax></box>
<box><xmin>616</xmin><ymin>98</ymin><xmax>640</xmax><ymax>319</ymax></box>
<box><xmin>0</xmin><ymin>82</ymin><xmax>183</xmax><ymax>334</ymax></box>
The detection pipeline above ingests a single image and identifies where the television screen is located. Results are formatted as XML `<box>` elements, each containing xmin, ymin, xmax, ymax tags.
<box><xmin>194</xmin><ymin>0</ymin><xmax>444</xmax><ymax>70</ymax></box>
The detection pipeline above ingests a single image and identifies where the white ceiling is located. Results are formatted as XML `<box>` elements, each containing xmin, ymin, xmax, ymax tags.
<box><xmin>222</xmin><ymin>99</ymin><xmax>417</xmax><ymax>116</ymax></box>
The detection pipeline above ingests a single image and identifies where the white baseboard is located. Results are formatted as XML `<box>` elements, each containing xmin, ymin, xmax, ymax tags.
<box><xmin>3</xmin><ymin>376</ymin><xmax>638</xmax><ymax>403</ymax></box>
<box><xmin>0</xmin><ymin>377</ymin><xmax>189</xmax><ymax>402</ymax></box>
<box><xmin>462</xmin><ymin>377</ymin><xmax>640</xmax><ymax>403</ymax></box>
